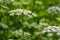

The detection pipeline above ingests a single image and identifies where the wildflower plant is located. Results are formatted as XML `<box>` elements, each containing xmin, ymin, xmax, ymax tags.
<box><xmin>8</xmin><ymin>9</ymin><xmax>37</xmax><ymax>29</ymax></box>
<box><xmin>8</xmin><ymin>8</ymin><xmax>37</xmax><ymax>40</ymax></box>
<box><xmin>12</xmin><ymin>29</ymin><xmax>31</xmax><ymax>38</ymax></box>
<box><xmin>42</xmin><ymin>26</ymin><xmax>60</xmax><ymax>40</ymax></box>
<box><xmin>0</xmin><ymin>0</ymin><xmax>60</xmax><ymax>40</ymax></box>
<box><xmin>47</xmin><ymin>6</ymin><xmax>60</xmax><ymax>14</ymax></box>
<box><xmin>9</xmin><ymin>9</ymin><xmax>37</xmax><ymax>18</ymax></box>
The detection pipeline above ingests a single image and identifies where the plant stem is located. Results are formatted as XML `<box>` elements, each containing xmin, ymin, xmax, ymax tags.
<box><xmin>31</xmin><ymin>0</ymin><xmax>36</xmax><ymax>11</ymax></box>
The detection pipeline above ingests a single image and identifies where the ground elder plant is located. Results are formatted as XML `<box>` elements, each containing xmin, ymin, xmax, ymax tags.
<box><xmin>47</xmin><ymin>6</ymin><xmax>60</xmax><ymax>25</ymax></box>
<box><xmin>47</xmin><ymin>6</ymin><xmax>60</xmax><ymax>14</ymax></box>
<box><xmin>8</xmin><ymin>9</ymin><xmax>37</xmax><ymax>40</ymax></box>
<box><xmin>0</xmin><ymin>0</ymin><xmax>60</xmax><ymax>40</ymax></box>
<box><xmin>42</xmin><ymin>26</ymin><xmax>60</xmax><ymax>40</ymax></box>
<box><xmin>12</xmin><ymin>29</ymin><xmax>31</xmax><ymax>37</ymax></box>
<box><xmin>9</xmin><ymin>9</ymin><xmax>37</xmax><ymax>18</ymax></box>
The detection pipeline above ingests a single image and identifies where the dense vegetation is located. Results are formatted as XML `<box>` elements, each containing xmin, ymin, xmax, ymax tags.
<box><xmin>0</xmin><ymin>0</ymin><xmax>60</xmax><ymax>40</ymax></box>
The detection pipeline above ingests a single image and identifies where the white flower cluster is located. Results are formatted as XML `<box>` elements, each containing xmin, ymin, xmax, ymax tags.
<box><xmin>23</xmin><ymin>22</ymin><xmax>40</xmax><ymax>28</ymax></box>
<box><xmin>0</xmin><ymin>23</ymin><xmax>8</xmax><ymax>29</ymax></box>
<box><xmin>12</xmin><ymin>29</ymin><xmax>31</xmax><ymax>37</ymax></box>
<box><xmin>0</xmin><ymin>0</ymin><xmax>14</xmax><ymax>3</ymax></box>
<box><xmin>42</xmin><ymin>26</ymin><xmax>60</xmax><ymax>37</ymax></box>
<box><xmin>8</xmin><ymin>39</ymin><xmax>14</xmax><ymax>40</ymax></box>
<box><xmin>12</xmin><ymin>29</ymin><xmax>22</xmax><ymax>37</ymax></box>
<box><xmin>9</xmin><ymin>9</ymin><xmax>37</xmax><ymax>18</ymax></box>
<box><xmin>47</xmin><ymin>6</ymin><xmax>60</xmax><ymax>14</ymax></box>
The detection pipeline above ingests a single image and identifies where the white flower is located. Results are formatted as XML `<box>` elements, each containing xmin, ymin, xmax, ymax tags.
<box><xmin>42</xmin><ymin>30</ymin><xmax>47</xmax><ymax>34</ymax></box>
<box><xmin>24</xmin><ymin>32</ymin><xmax>31</xmax><ymax>36</ymax></box>
<box><xmin>8</xmin><ymin>39</ymin><xmax>14</xmax><ymax>40</ymax></box>
<box><xmin>51</xmin><ymin>28</ymin><xmax>57</xmax><ymax>32</ymax></box>
<box><xmin>12</xmin><ymin>29</ymin><xmax>31</xmax><ymax>37</ymax></box>
<box><xmin>9</xmin><ymin>9</ymin><xmax>37</xmax><ymax>18</ymax></box>
<box><xmin>23</xmin><ymin>11</ymin><xmax>28</xmax><ymax>15</ymax></box>
<box><xmin>47</xmin><ymin>6</ymin><xmax>60</xmax><ymax>14</ymax></box>
<box><xmin>42</xmin><ymin>26</ymin><xmax>60</xmax><ymax>37</ymax></box>
<box><xmin>12</xmin><ymin>29</ymin><xmax>23</xmax><ymax>37</ymax></box>
<box><xmin>11</xmin><ymin>0</ymin><xmax>14</xmax><ymax>2</ymax></box>
<box><xmin>9</xmin><ymin>10</ymin><xmax>16</xmax><ymax>13</ymax></box>
<box><xmin>19</xmin><ymin>9</ymin><xmax>24</xmax><ymax>13</ymax></box>
<box><xmin>39</xmin><ymin>22</ymin><xmax>43</xmax><ymax>26</ymax></box>
<box><xmin>47</xmin><ymin>26</ymin><xmax>52</xmax><ymax>29</ymax></box>
<box><xmin>15</xmin><ymin>13</ymin><xmax>21</xmax><ymax>15</ymax></box>
<box><xmin>52</xmin><ymin>26</ymin><xmax>57</xmax><ymax>28</ymax></box>
<box><xmin>47</xmin><ymin>33</ymin><xmax>53</xmax><ymax>37</ymax></box>
<box><xmin>57</xmin><ymin>28</ymin><xmax>60</xmax><ymax>32</ymax></box>
<box><xmin>47</xmin><ymin>29</ymin><xmax>51</xmax><ymax>32</ymax></box>
<box><xmin>56</xmin><ymin>32</ymin><xmax>60</xmax><ymax>36</ymax></box>
<box><xmin>28</xmin><ymin>15</ymin><xmax>33</xmax><ymax>18</ymax></box>
<box><xmin>10</xmin><ymin>13</ymin><xmax>15</xmax><ymax>16</ymax></box>
<box><xmin>27</xmin><ymin>11</ymin><xmax>32</xmax><ymax>13</ymax></box>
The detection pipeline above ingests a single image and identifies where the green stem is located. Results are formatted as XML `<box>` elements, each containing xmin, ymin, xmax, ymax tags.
<box><xmin>31</xmin><ymin>0</ymin><xmax>36</xmax><ymax>11</ymax></box>
<box><xmin>21</xmin><ymin>14</ymin><xmax>24</xmax><ymax>40</ymax></box>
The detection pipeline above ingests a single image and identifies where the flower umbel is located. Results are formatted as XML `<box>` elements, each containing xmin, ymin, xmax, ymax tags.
<box><xmin>42</xmin><ymin>26</ymin><xmax>60</xmax><ymax>37</ymax></box>
<box><xmin>9</xmin><ymin>9</ymin><xmax>37</xmax><ymax>18</ymax></box>
<box><xmin>47</xmin><ymin>6</ymin><xmax>60</xmax><ymax>14</ymax></box>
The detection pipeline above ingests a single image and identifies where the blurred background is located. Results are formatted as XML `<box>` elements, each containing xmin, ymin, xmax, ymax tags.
<box><xmin>0</xmin><ymin>0</ymin><xmax>60</xmax><ymax>40</ymax></box>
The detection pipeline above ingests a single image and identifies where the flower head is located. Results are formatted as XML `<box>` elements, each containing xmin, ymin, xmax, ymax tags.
<box><xmin>9</xmin><ymin>9</ymin><xmax>37</xmax><ymax>18</ymax></box>
<box><xmin>42</xmin><ymin>26</ymin><xmax>60</xmax><ymax>37</ymax></box>
<box><xmin>47</xmin><ymin>6</ymin><xmax>60</xmax><ymax>14</ymax></box>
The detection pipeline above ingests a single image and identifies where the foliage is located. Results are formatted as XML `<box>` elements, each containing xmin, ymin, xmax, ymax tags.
<box><xmin>0</xmin><ymin>0</ymin><xmax>60</xmax><ymax>40</ymax></box>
